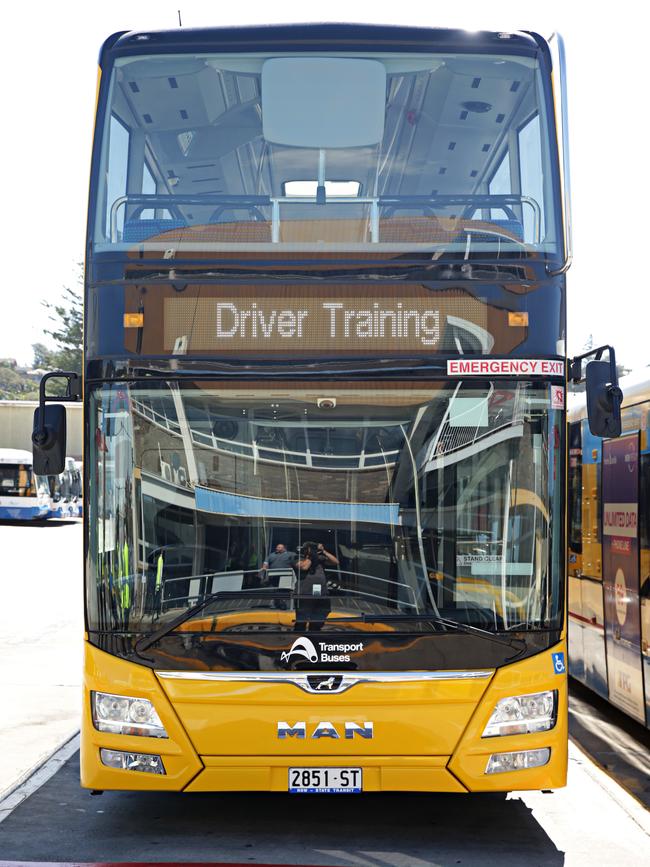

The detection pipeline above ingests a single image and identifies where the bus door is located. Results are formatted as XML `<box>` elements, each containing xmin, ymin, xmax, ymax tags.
<box><xmin>602</xmin><ymin>433</ymin><xmax>645</xmax><ymax>722</ymax></box>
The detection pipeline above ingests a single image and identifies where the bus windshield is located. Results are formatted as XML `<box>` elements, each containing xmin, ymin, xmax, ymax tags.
<box><xmin>87</xmin><ymin>380</ymin><xmax>563</xmax><ymax>639</ymax></box>
<box><xmin>94</xmin><ymin>49</ymin><xmax>560</xmax><ymax>258</ymax></box>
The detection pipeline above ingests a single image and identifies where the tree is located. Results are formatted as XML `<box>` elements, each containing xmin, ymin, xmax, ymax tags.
<box><xmin>41</xmin><ymin>284</ymin><xmax>83</xmax><ymax>375</ymax></box>
<box><xmin>31</xmin><ymin>270</ymin><xmax>83</xmax><ymax>396</ymax></box>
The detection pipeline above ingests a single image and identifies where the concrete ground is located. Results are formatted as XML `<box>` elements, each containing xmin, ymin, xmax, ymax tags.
<box><xmin>0</xmin><ymin>519</ymin><xmax>83</xmax><ymax>797</ymax></box>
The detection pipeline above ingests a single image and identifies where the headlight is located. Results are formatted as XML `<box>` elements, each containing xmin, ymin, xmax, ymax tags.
<box><xmin>486</xmin><ymin>748</ymin><xmax>551</xmax><ymax>775</ymax></box>
<box><xmin>482</xmin><ymin>690</ymin><xmax>557</xmax><ymax>737</ymax></box>
<box><xmin>100</xmin><ymin>748</ymin><xmax>165</xmax><ymax>774</ymax></box>
<box><xmin>91</xmin><ymin>691</ymin><xmax>168</xmax><ymax>738</ymax></box>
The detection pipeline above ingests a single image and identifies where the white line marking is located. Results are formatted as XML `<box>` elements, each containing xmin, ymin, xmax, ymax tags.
<box><xmin>0</xmin><ymin>732</ymin><xmax>80</xmax><ymax>825</ymax></box>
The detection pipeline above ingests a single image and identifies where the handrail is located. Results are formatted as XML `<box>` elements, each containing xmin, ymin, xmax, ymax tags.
<box><xmin>110</xmin><ymin>192</ymin><xmax>543</xmax><ymax>244</ymax></box>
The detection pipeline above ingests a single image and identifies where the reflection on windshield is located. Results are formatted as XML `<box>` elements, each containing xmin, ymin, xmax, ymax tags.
<box><xmin>87</xmin><ymin>381</ymin><xmax>562</xmax><ymax>636</ymax></box>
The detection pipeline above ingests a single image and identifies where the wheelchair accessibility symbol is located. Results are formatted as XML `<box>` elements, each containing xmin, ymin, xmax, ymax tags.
<box><xmin>552</xmin><ymin>652</ymin><xmax>566</xmax><ymax>674</ymax></box>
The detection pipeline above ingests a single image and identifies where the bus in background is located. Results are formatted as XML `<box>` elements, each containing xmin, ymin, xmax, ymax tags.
<box><xmin>32</xmin><ymin>24</ymin><xmax>619</xmax><ymax>795</ymax></box>
<box><xmin>0</xmin><ymin>448</ymin><xmax>50</xmax><ymax>521</ymax></box>
<box><xmin>568</xmin><ymin>371</ymin><xmax>650</xmax><ymax>728</ymax></box>
<box><xmin>48</xmin><ymin>456</ymin><xmax>83</xmax><ymax>519</ymax></box>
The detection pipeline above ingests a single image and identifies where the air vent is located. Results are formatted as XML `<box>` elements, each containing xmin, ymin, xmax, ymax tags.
<box><xmin>495</xmin><ymin>113</ymin><xmax>505</xmax><ymax>124</ymax></box>
<box><xmin>168</xmin><ymin>77</ymin><xmax>179</xmax><ymax>89</ymax></box>
<box><xmin>143</xmin><ymin>113</ymin><xmax>153</xmax><ymax>124</ymax></box>
<box><xmin>438</xmin><ymin>167</ymin><xmax>447</xmax><ymax>175</ymax></box>
<box><xmin>470</xmin><ymin>170</ymin><xmax>478</xmax><ymax>178</ymax></box>
<box><xmin>448</xmin><ymin>141</ymin><xmax>456</xmax><ymax>151</ymax></box>
<box><xmin>179</xmin><ymin>109</ymin><xmax>189</xmax><ymax>120</ymax></box>
<box><xmin>471</xmin><ymin>77</ymin><xmax>481</xmax><ymax>89</ymax></box>
<box><xmin>461</xmin><ymin>101</ymin><xmax>492</xmax><ymax>114</ymax></box>
<box><xmin>128</xmin><ymin>81</ymin><xmax>140</xmax><ymax>93</ymax></box>
<box><xmin>510</xmin><ymin>81</ymin><xmax>521</xmax><ymax>93</ymax></box>
<box><xmin>459</xmin><ymin>110</ymin><xmax>468</xmax><ymax>120</ymax></box>
<box><xmin>482</xmin><ymin>144</ymin><xmax>490</xmax><ymax>152</ymax></box>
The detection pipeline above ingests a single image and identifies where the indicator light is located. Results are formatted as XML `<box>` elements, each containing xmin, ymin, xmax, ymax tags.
<box><xmin>123</xmin><ymin>312</ymin><xmax>144</xmax><ymax>328</ymax></box>
<box><xmin>508</xmin><ymin>311</ymin><xmax>529</xmax><ymax>326</ymax></box>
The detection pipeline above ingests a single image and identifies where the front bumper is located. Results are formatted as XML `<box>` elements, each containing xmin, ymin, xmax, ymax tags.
<box><xmin>80</xmin><ymin>642</ymin><xmax>568</xmax><ymax>793</ymax></box>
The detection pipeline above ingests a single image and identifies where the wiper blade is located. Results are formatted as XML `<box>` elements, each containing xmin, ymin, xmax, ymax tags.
<box><xmin>135</xmin><ymin>589</ymin><xmax>293</xmax><ymax>654</ymax></box>
<box><xmin>326</xmin><ymin>614</ymin><xmax>526</xmax><ymax>648</ymax></box>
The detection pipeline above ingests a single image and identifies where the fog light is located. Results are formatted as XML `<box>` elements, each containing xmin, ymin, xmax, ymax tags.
<box><xmin>482</xmin><ymin>690</ymin><xmax>557</xmax><ymax>737</ymax></box>
<box><xmin>92</xmin><ymin>691</ymin><xmax>168</xmax><ymax>738</ymax></box>
<box><xmin>100</xmin><ymin>748</ymin><xmax>165</xmax><ymax>774</ymax></box>
<box><xmin>485</xmin><ymin>748</ymin><xmax>550</xmax><ymax>774</ymax></box>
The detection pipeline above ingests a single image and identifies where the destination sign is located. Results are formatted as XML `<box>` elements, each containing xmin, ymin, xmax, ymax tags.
<box><xmin>162</xmin><ymin>289</ymin><xmax>492</xmax><ymax>354</ymax></box>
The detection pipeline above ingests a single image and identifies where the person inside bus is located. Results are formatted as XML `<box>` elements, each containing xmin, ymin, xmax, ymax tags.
<box><xmin>293</xmin><ymin>541</ymin><xmax>339</xmax><ymax>632</ymax></box>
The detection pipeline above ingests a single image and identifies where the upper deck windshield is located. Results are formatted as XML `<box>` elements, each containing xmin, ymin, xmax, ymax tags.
<box><xmin>93</xmin><ymin>48</ymin><xmax>560</xmax><ymax>259</ymax></box>
<box><xmin>87</xmin><ymin>379</ymin><xmax>563</xmax><ymax>644</ymax></box>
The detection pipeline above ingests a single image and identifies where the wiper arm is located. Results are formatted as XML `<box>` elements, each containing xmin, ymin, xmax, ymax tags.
<box><xmin>326</xmin><ymin>613</ymin><xmax>526</xmax><ymax>649</ymax></box>
<box><xmin>135</xmin><ymin>588</ymin><xmax>293</xmax><ymax>654</ymax></box>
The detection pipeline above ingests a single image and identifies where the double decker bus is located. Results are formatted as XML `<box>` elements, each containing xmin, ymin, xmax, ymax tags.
<box><xmin>69</xmin><ymin>24</ymin><xmax>579</xmax><ymax>793</ymax></box>
<box><xmin>568</xmin><ymin>371</ymin><xmax>650</xmax><ymax>728</ymax></box>
<box><xmin>0</xmin><ymin>448</ymin><xmax>50</xmax><ymax>520</ymax></box>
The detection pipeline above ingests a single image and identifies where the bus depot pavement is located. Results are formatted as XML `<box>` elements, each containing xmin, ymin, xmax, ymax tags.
<box><xmin>0</xmin><ymin>520</ymin><xmax>83</xmax><ymax>797</ymax></box>
<box><xmin>0</xmin><ymin>521</ymin><xmax>649</xmax><ymax>865</ymax></box>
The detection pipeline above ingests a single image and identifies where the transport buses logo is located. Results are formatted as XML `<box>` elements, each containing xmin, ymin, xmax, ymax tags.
<box><xmin>280</xmin><ymin>637</ymin><xmax>319</xmax><ymax>663</ymax></box>
<box><xmin>280</xmin><ymin>637</ymin><xmax>364</xmax><ymax>664</ymax></box>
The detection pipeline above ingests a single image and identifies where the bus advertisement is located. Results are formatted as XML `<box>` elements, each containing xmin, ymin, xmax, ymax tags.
<box><xmin>35</xmin><ymin>24</ymin><xmax>601</xmax><ymax>794</ymax></box>
<box><xmin>569</xmin><ymin>373</ymin><xmax>650</xmax><ymax>728</ymax></box>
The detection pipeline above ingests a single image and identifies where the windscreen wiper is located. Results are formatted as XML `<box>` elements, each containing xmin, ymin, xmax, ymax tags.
<box><xmin>325</xmin><ymin>613</ymin><xmax>526</xmax><ymax>650</ymax></box>
<box><xmin>135</xmin><ymin>588</ymin><xmax>294</xmax><ymax>654</ymax></box>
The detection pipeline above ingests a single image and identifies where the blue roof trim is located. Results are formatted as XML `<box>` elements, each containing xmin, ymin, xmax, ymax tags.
<box><xmin>195</xmin><ymin>485</ymin><xmax>398</xmax><ymax>525</ymax></box>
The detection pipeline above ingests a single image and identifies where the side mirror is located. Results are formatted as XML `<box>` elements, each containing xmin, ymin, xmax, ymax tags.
<box><xmin>31</xmin><ymin>370</ymin><xmax>81</xmax><ymax>476</ymax></box>
<box><xmin>32</xmin><ymin>404</ymin><xmax>67</xmax><ymax>475</ymax></box>
<box><xmin>585</xmin><ymin>360</ymin><xmax>622</xmax><ymax>437</ymax></box>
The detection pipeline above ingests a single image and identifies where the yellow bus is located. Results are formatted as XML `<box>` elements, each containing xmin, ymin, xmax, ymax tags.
<box><xmin>568</xmin><ymin>371</ymin><xmax>650</xmax><ymax>728</ymax></box>
<box><xmin>35</xmin><ymin>23</ymin><xmax>612</xmax><ymax>794</ymax></box>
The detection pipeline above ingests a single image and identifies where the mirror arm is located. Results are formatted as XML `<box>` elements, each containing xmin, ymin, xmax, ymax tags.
<box><xmin>568</xmin><ymin>345</ymin><xmax>617</xmax><ymax>384</ymax></box>
<box><xmin>33</xmin><ymin>371</ymin><xmax>82</xmax><ymax>446</ymax></box>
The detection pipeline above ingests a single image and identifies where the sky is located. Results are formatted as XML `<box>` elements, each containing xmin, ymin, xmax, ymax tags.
<box><xmin>2</xmin><ymin>0</ymin><xmax>648</xmax><ymax>370</ymax></box>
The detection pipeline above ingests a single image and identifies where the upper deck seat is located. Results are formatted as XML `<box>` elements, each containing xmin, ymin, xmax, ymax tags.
<box><xmin>122</xmin><ymin>219</ymin><xmax>272</xmax><ymax>243</ymax></box>
<box><xmin>122</xmin><ymin>218</ymin><xmax>186</xmax><ymax>242</ymax></box>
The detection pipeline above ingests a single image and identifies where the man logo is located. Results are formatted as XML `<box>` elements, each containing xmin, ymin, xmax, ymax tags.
<box><xmin>280</xmin><ymin>636</ymin><xmax>319</xmax><ymax>664</ymax></box>
<box><xmin>277</xmin><ymin>721</ymin><xmax>374</xmax><ymax>739</ymax></box>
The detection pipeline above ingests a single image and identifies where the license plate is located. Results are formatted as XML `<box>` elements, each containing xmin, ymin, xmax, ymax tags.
<box><xmin>288</xmin><ymin>767</ymin><xmax>362</xmax><ymax>793</ymax></box>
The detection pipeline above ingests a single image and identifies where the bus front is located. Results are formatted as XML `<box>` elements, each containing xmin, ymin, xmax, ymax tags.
<box><xmin>82</xmin><ymin>25</ymin><xmax>569</xmax><ymax>794</ymax></box>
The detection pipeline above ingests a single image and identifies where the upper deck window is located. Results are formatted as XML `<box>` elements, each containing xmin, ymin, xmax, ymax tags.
<box><xmin>93</xmin><ymin>50</ymin><xmax>560</xmax><ymax>259</ymax></box>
